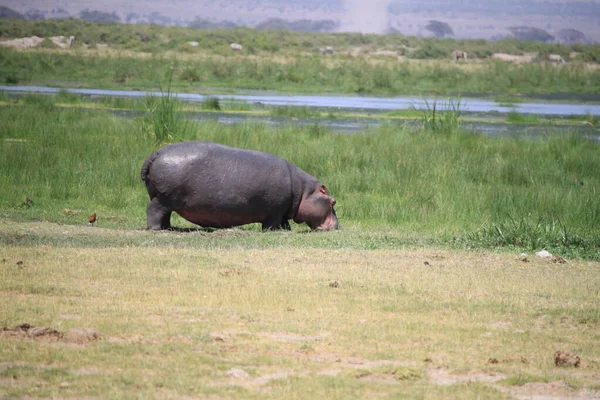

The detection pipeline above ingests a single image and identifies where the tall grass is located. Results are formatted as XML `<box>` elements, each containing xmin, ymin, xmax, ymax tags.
<box><xmin>269</xmin><ymin>105</ymin><xmax>319</xmax><ymax>118</ymax></box>
<box><xmin>0</xmin><ymin>102</ymin><xmax>598</xmax><ymax>257</ymax></box>
<box><xmin>415</xmin><ymin>98</ymin><xmax>464</xmax><ymax>135</ymax></box>
<box><xmin>458</xmin><ymin>214</ymin><xmax>600</xmax><ymax>259</ymax></box>
<box><xmin>2</xmin><ymin>46</ymin><xmax>599</xmax><ymax>96</ymax></box>
<box><xmin>142</xmin><ymin>72</ymin><xmax>192</xmax><ymax>146</ymax></box>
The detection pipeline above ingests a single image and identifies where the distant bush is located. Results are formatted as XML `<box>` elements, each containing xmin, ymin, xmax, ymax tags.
<box><xmin>255</xmin><ymin>18</ymin><xmax>338</xmax><ymax>33</ymax></box>
<box><xmin>508</xmin><ymin>26</ymin><xmax>554</xmax><ymax>43</ymax></box>
<box><xmin>5</xmin><ymin>74</ymin><xmax>19</xmax><ymax>84</ymax></box>
<box><xmin>425</xmin><ymin>20</ymin><xmax>454</xmax><ymax>37</ymax></box>
<box><xmin>201</xmin><ymin>97</ymin><xmax>221</xmax><ymax>111</ymax></box>
<box><xmin>188</xmin><ymin>18</ymin><xmax>237</xmax><ymax>30</ymax></box>
<box><xmin>79</xmin><ymin>10</ymin><xmax>121</xmax><ymax>24</ymax></box>
<box><xmin>0</xmin><ymin>6</ymin><xmax>25</xmax><ymax>20</ymax></box>
<box><xmin>579</xmin><ymin>47</ymin><xmax>600</xmax><ymax>63</ymax></box>
<box><xmin>38</xmin><ymin>38</ymin><xmax>58</xmax><ymax>48</ymax></box>
<box><xmin>180</xmin><ymin>67</ymin><xmax>201</xmax><ymax>82</ymax></box>
<box><xmin>408</xmin><ymin>43</ymin><xmax>447</xmax><ymax>59</ymax></box>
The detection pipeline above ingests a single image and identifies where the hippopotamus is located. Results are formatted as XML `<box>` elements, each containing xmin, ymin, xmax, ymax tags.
<box><xmin>141</xmin><ymin>141</ymin><xmax>340</xmax><ymax>232</ymax></box>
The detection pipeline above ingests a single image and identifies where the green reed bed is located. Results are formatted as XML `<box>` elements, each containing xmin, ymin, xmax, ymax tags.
<box><xmin>1</xmin><ymin>98</ymin><xmax>598</xmax><ymax>257</ymax></box>
<box><xmin>2</xmin><ymin>47</ymin><xmax>599</xmax><ymax>96</ymax></box>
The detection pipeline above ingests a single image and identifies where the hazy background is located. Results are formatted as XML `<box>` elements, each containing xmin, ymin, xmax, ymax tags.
<box><xmin>2</xmin><ymin>0</ymin><xmax>599</xmax><ymax>41</ymax></box>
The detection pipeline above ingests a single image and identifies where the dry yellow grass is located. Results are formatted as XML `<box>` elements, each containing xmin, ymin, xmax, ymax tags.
<box><xmin>1</xmin><ymin>221</ymin><xmax>599</xmax><ymax>398</ymax></box>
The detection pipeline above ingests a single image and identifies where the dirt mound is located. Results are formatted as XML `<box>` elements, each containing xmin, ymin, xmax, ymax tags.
<box><xmin>491</xmin><ymin>53</ymin><xmax>536</xmax><ymax>64</ymax></box>
<box><xmin>0</xmin><ymin>35</ymin><xmax>73</xmax><ymax>49</ymax></box>
<box><xmin>0</xmin><ymin>36</ymin><xmax>45</xmax><ymax>48</ymax></box>
<box><xmin>554</xmin><ymin>350</ymin><xmax>581</xmax><ymax>368</ymax></box>
<box><xmin>1</xmin><ymin>323</ymin><xmax>99</xmax><ymax>344</ymax></box>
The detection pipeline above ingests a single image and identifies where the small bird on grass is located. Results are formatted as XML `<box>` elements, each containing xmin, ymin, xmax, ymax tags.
<box><xmin>23</xmin><ymin>196</ymin><xmax>33</xmax><ymax>208</ymax></box>
<box><xmin>88</xmin><ymin>213</ymin><xmax>97</xmax><ymax>227</ymax></box>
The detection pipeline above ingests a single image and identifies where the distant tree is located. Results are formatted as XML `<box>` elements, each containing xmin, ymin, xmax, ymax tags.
<box><xmin>188</xmin><ymin>18</ymin><xmax>238</xmax><ymax>30</ymax></box>
<box><xmin>25</xmin><ymin>9</ymin><xmax>45</xmax><ymax>20</ymax></box>
<box><xmin>148</xmin><ymin>12</ymin><xmax>171</xmax><ymax>25</ymax></box>
<box><xmin>125</xmin><ymin>13</ymin><xmax>138</xmax><ymax>23</ymax></box>
<box><xmin>255</xmin><ymin>18</ymin><xmax>338</xmax><ymax>33</ymax></box>
<box><xmin>508</xmin><ymin>26</ymin><xmax>554</xmax><ymax>42</ymax></box>
<box><xmin>0</xmin><ymin>6</ymin><xmax>25</xmax><ymax>20</ymax></box>
<box><xmin>555</xmin><ymin>28</ymin><xmax>588</xmax><ymax>44</ymax></box>
<box><xmin>79</xmin><ymin>9</ymin><xmax>121</xmax><ymax>24</ymax></box>
<box><xmin>425</xmin><ymin>20</ymin><xmax>454</xmax><ymax>37</ymax></box>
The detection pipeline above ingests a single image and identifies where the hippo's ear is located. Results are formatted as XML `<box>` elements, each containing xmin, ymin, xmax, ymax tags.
<box><xmin>320</xmin><ymin>185</ymin><xmax>328</xmax><ymax>195</ymax></box>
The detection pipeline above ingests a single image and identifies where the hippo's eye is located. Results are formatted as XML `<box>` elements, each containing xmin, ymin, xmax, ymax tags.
<box><xmin>320</xmin><ymin>185</ymin><xmax>328</xmax><ymax>195</ymax></box>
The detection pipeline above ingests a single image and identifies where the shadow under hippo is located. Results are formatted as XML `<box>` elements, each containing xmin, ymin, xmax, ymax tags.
<box><xmin>141</xmin><ymin>141</ymin><xmax>340</xmax><ymax>232</ymax></box>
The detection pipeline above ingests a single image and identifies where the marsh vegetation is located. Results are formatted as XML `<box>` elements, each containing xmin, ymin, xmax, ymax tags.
<box><xmin>1</xmin><ymin>18</ymin><xmax>599</xmax><ymax>399</ymax></box>
<box><xmin>1</xmin><ymin>96</ymin><xmax>598</xmax><ymax>258</ymax></box>
<box><xmin>1</xmin><ymin>19</ymin><xmax>600</xmax><ymax>96</ymax></box>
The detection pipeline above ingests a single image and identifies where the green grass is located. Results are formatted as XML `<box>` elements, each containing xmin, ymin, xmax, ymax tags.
<box><xmin>201</xmin><ymin>96</ymin><xmax>221</xmax><ymax>111</ymax></box>
<box><xmin>506</xmin><ymin>111</ymin><xmax>543</xmax><ymax>124</ymax></box>
<box><xmin>0</xmin><ymin>231</ymin><xmax>598</xmax><ymax>399</ymax></box>
<box><xmin>415</xmin><ymin>97</ymin><xmax>465</xmax><ymax>135</ymax></box>
<box><xmin>0</xmin><ymin>101</ymin><xmax>599</xmax><ymax>258</ymax></box>
<box><xmin>495</xmin><ymin>95</ymin><xmax>525</xmax><ymax>104</ymax></box>
<box><xmin>2</xmin><ymin>18</ymin><xmax>599</xmax><ymax>63</ymax></box>
<box><xmin>269</xmin><ymin>105</ymin><xmax>319</xmax><ymax>118</ymax></box>
<box><xmin>1</xmin><ymin>46</ymin><xmax>600</xmax><ymax>96</ymax></box>
<box><xmin>1</xmin><ymin>97</ymin><xmax>599</xmax><ymax>399</ymax></box>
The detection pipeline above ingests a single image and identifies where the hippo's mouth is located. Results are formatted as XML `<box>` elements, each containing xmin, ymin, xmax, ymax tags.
<box><xmin>315</xmin><ymin>208</ymin><xmax>340</xmax><ymax>231</ymax></box>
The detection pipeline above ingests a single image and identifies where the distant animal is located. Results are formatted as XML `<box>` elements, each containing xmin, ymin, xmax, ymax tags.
<box><xmin>88</xmin><ymin>213</ymin><xmax>97</xmax><ymax>227</ymax></box>
<box><xmin>230</xmin><ymin>43</ymin><xmax>243</xmax><ymax>51</ymax></box>
<box><xmin>320</xmin><ymin>46</ymin><xmax>335</xmax><ymax>55</ymax></box>
<box><xmin>452</xmin><ymin>50</ymin><xmax>467</xmax><ymax>61</ymax></box>
<box><xmin>548</xmin><ymin>54</ymin><xmax>565</xmax><ymax>63</ymax></box>
<box><xmin>68</xmin><ymin>36</ymin><xmax>75</xmax><ymax>48</ymax></box>
<box><xmin>141</xmin><ymin>141</ymin><xmax>340</xmax><ymax>232</ymax></box>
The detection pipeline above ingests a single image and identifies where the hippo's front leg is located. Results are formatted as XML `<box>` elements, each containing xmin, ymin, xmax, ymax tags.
<box><xmin>146</xmin><ymin>197</ymin><xmax>172</xmax><ymax>230</ymax></box>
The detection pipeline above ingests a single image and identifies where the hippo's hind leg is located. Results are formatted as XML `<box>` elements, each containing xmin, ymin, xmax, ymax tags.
<box><xmin>262</xmin><ymin>217</ymin><xmax>291</xmax><ymax>232</ymax></box>
<box><xmin>146</xmin><ymin>197</ymin><xmax>172</xmax><ymax>230</ymax></box>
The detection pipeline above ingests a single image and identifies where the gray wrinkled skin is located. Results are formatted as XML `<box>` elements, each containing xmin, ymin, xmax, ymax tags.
<box><xmin>141</xmin><ymin>141</ymin><xmax>340</xmax><ymax>232</ymax></box>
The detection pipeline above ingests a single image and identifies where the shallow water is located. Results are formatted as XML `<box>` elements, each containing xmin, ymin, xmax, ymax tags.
<box><xmin>109</xmin><ymin>109</ymin><xmax>600</xmax><ymax>140</ymax></box>
<box><xmin>2</xmin><ymin>85</ymin><xmax>599</xmax><ymax>140</ymax></box>
<box><xmin>2</xmin><ymin>85</ymin><xmax>600</xmax><ymax>116</ymax></box>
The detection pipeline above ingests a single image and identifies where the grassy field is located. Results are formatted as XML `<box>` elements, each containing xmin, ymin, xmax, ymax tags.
<box><xmin>1</xmin><ymin>19</ymin><xmax>600</xmax><ymax>96</ymax></box>
<box><xmin>1</xmin><ymin>220</ymin><xmax>600</xmax><ymax>399</ymax></box>
<box><xmin>1</xmin><ymin>96</ymin><xmax>599</xmax><ymax>257</ymax></box>
<box><xmin>1</xmin><ymin>78</ymin><xmax>599</xmax><ymax>397</ymax></box>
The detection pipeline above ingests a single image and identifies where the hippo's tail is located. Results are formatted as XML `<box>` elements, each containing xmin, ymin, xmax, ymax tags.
<box><xmin>140</xmin><ymin>151</ymin><xmax>158</xmax><ymax>186</ymax></box>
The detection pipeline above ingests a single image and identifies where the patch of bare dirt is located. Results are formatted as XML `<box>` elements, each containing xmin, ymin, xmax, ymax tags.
<box><xmin>503</xmin><ymin>381</ymin><xmax>600</xmax><ymax>400</ymax></box>
<box><xmin>357</xmin><ymin>372</ymin><xmax>401</xmax><ymax>385</ymax></box>
<box><xmin>219</xmin><ymin>267</ymin><xmax>251</xmax><ymax>277</ymax></box>
<box><xmin>58</xmin><ymin>314</ymin><xmax>82</xmax><ymax>321</ymax></box>
<box><xmin>106</xmin><ymin>334</ymin><xmax>192</xmax><ymax>344</ymax></box>
<box><xmin>257</xmin><ymin>331</ymin><xmax>331</xmax><ymax>342</ymax></box>
<box><xmin>491</xmin><ymin>53</ymin><xmax>536</xmax><ymax>63</ymax></box>
<box><xmin>0</xmin><ymin>36</ymin><xmax>45</xmax><ymax>48</ymax></box>
<box><xmin>488</xmin><ymin>320</ymin><xmax>512</xmax><ymax>329</ymax></box>
<box><xmin>223</xmin><ymin>368</ymin><xmax>291</xmax><ymax>389</ymax></box>
<box><xmin>427</xmin><ymin>367</ymin><xmax>506</xmax><ymax>385</ymax></box>
<box><xmin>210</xmin><ymin>328</ymin><xmax>251</xmax><ymax>342</ymax></box>
<box><xmin>62</xmin><ymin>328</ymin><xmax>100</xmax><ymax>344</ymax></box>
<box><xmin>1</xmin><ymin>324</ymin><xmax>100</xmax><ymax>344</ymax></box>
<box><xmin>0</xmin><ymin>36</ymin><xmax>73</xmax><ymax>49</ymax></box>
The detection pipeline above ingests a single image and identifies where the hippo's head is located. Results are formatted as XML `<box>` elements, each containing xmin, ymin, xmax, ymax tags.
<box><xmin>295</xmin><ymin>184</ymin><xmax>340</xmax><ymax>231</ymax></box>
